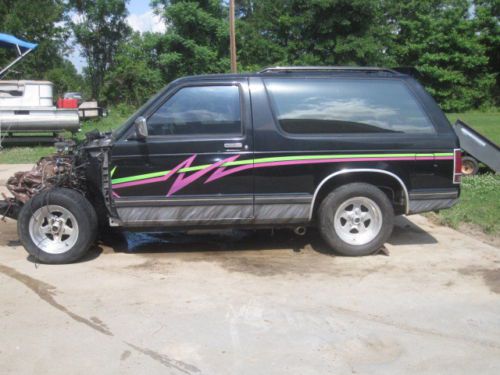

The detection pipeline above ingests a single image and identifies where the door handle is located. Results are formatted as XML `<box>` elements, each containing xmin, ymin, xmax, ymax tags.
<box><xmin>224</xmin><ymin>142</ymin><xmax>243</xmax><ymax>149</ymax></box>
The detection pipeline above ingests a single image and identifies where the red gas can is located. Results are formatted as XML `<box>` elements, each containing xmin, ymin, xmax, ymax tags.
<box><xmin>63</xmin><ymin>98</ymin><xmax>78</xmax><ymax>108</ymax></box>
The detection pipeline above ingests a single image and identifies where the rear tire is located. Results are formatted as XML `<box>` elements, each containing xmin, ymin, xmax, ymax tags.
<box><xmin>318</xmin><ymin>183</ymin><xmax>394</xmax><ymax>256</ymax></box>
<box><xmin>17</xmin><ymin>188</ymin><xmax>98</xmax><ymax>264</ymax></box>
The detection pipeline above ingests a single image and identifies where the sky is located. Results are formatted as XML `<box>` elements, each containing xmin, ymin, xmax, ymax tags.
<box><xmin>70</xmin><ymin>0</ymin><xmax>165</xmax><ymax>72</ymax></box>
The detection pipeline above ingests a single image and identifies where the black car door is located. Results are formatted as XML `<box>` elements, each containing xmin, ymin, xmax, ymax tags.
<box><xmin>110</xmin><ymin>79</ymin><xmax>254</xmax><ymax>226</ymax></box>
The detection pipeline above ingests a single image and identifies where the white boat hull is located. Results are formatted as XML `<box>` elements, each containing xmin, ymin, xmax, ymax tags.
<box><xmin>0</xmin><ymin>107</ymin><xmax>80</xmax><ymax>132</ymax></box>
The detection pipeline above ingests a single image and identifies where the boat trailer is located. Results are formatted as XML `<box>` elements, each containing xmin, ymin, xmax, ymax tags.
<box><xmin>454</xmin><ymin>120</ymin><xmax>500</xmax><ymax>176</ymax></box>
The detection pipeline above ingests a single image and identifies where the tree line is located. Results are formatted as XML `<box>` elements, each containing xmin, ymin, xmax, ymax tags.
<box><xmin>0</xmin><ymin>0</ymin><xmax>498</xmax><ymax>112</ymax></box>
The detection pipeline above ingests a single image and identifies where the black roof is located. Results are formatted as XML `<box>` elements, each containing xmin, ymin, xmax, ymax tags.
<box><xmin>258</xmin><ymin>66</ymin><xmax>399</xmax><ymax>74</ymax></box>
<box><xmin>175</xmin><ymin>66</ymin><xmax>406</xmax><ymax>84</ymax></box>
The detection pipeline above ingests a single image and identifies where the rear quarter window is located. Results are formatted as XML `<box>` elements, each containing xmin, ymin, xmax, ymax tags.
<box><xmin>264</xmin><ymin>78</ymin><xmax>436</xmax><ymax>135</ymax></box>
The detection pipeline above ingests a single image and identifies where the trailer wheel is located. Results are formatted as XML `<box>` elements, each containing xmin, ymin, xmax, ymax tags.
<box><xmin>17</xmin><ymin>188</ymin><xmax>97</xmax><ymax>264</ymax></box>
<box><xmin>461</xmin><ymin>156</ymin><xmax>479</xmax><ymax>176</ymax></box>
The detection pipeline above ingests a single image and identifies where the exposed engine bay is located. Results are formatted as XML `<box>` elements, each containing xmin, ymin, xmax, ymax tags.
<box><xmin>1</xmin><ymin>130</ymin><xmax>114</xmax><ymax>221</ymax></box>
<box><xmin>7</xmin><ymin>147</ymin><xmax>81</xmax><ymax>203</ymax></box>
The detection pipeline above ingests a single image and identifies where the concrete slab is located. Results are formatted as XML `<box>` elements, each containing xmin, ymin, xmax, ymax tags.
<box><xmin>0</xmin><ymin>214</ymin><xmax>499</xmax><ymax>374</ymax></box>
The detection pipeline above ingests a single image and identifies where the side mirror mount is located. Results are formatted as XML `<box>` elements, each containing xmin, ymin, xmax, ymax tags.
<box><xmin>134</xmin><ymin>116</ymin><xmax>148</xmax><ymax>140</ymax></box>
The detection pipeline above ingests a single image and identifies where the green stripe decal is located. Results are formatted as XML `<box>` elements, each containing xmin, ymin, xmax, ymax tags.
<box><xmin>111</xmin><ymin>152</ymin><xmax>453</xmax><ymax>184</ymax></box>
<box><xmin>112</xmin><ymin>170</ymin><xmax>171</xmax><ymax>184</ymax></box>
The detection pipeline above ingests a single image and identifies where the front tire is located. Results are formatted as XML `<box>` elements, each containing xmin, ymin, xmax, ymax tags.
<box><xmin>17</xmin><ymin>188</ymin><xmax>98</xmax><ymax>264</ymax></box>
<box><xmin>318</xmin><ymin>183</ymin><xmax>394</xmax><ymax>256</ymax></box>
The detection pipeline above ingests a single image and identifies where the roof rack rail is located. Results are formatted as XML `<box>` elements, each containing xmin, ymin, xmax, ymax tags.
<box><xmin>258</xmin><ymin>66</ymin><xmax>398</xmax><ymax>74</ymax></box>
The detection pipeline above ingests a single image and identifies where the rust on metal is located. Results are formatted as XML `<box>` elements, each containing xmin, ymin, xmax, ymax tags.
<box><xmin>6</xmin><ymin>156</ymin><xmax>74</xmax><ymax>203</ymax></box>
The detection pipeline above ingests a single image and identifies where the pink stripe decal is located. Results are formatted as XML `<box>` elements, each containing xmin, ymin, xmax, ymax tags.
<box><xmin>415</xmin><ymin>157</ymin><xmax>434</xmax><ymax>161</ymax></box>
<box><xmin>167</xmin><ymin>154</ymin><xmax>240</xmax><ymax>196</ymax></box>
<box><xmin>433</xmin><ymin>156</ymin><xmax>454</xmax><ymax>160</ymax></box>
<box><xmin>205</xmin><ymin>163</ymin><xmax>253</xmax><ymax>183</ymax></box>
<box><xmin>206</xmin><ymin>156</ymin><xmax>416</xmax><ymax>183</ymax></box>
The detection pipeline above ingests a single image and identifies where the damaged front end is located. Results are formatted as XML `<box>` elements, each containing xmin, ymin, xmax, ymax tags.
<box><xmin>1</xmin><ymin>131</ymin><xmax>114</xmax><ymax>221</ymax></box>
<box><xmin>1</xmin><ymin>140</ymin><xmax>83</xmax><ymax>220</ymax></box>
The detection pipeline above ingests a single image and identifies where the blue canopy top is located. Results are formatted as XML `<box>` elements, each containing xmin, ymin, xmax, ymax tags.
<box><xmin>0</xmin><ymin>33</ymin><xmax>38</xmax><ymax>51</ymax></box>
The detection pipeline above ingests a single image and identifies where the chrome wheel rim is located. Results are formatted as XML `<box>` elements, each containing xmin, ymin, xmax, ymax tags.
<box><xmin>28</xmin><ymin>205</ymin><xmax>79</xmax><ymax>254</ymax></box>
<box><xmin>334</xmin><ymin>197</ymin><xmax>383</xmax><ymax>246</ymax></box>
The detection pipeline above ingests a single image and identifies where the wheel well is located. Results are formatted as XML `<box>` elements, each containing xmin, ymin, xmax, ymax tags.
<box><xmin>311</xmin><ymin>171</ymin><xmax>408</xmax><ymax>219</ymax></box>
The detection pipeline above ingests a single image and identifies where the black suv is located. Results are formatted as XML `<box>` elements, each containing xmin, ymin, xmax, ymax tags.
<box><xmin>2</xmin><ymin>67</ymin><xmax>461</xmax><ymax>263</ymax></box>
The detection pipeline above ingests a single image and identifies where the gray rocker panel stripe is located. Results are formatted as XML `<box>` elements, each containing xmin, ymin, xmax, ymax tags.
<box><xmin>114</xmin><ymin>194</ymin><xmax>312</xmax><ymax>207</ymax></box>
<box><xmin>117</xmin><ymin>203</ymin><xmax>311</xmax><ymax>227</ymax></box>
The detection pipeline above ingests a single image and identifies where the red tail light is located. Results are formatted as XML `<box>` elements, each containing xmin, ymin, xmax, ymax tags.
<box><xmin>453</xmin><ymin>149</ymin><xmax>462</xmax><ymax>184</ymax></box>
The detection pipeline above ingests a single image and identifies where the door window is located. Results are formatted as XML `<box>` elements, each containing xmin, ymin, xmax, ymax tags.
<box><xmin>147</xmin><ymin>85</ymin><xmax>242</xmax><ymax>136</ymax></box>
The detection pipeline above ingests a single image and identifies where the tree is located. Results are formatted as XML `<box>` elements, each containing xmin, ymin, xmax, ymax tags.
<box><xmin>103</xmin><ymin>32</ymin><xmax>163</xmax><ymax>106</ymax></box>
<box><xmin>151</xmin><ymin>0</ymin><xmax>231</xmax><ymax>82</ymax></box>
<box><xmin>236</xmin><ymin>0</ymin><xmax>394</xmax><ymax>70</ymax></box>
<box><xmin>46</xmin><ymin>60</ymin><xmax>84</xmax><ymax>97</ymax></box>
<box><xmin>68</xmin><ymin>0</ymin><xmax>131</xmax><ymax>100</ymax></box>
<box><xmin>474</xmin><ymin>0</ymin><xmax>500</xmax><ymax>105</ymax></box>
<box><xmin>0</xmin><ymin>0</ymin><xmax>70</xmax><ymax>79</ymax></box>
<box><xmin>384</xmin><ymin>0</ymin><xmax>495</xmax><ymax>111</ymax></box>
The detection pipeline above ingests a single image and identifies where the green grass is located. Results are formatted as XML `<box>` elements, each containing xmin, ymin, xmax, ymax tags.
<box><xmin>75</xmin><ymin>107</ymin><xmax>133</xmax><ymax>141</ymax></box>
<box><xmin>447</xmin><ymin>111</ymin><xmax>500</xmax><ymax>145</ymax></box>
<box><xmin>0</xmin><ymin>146</ymin><xmax>54</xmax><ymax>164</ymax></box>
<box><xmin>429</xmin><ymin>174</ymin><xmax>500</xmax><ymax>235</ymax></box>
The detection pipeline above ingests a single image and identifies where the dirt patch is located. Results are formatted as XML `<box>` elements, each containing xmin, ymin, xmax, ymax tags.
<box><xmin>454</xmin><ymin>223</ymin><xmax>500</xmax><ymax>248</ymax></box>
<box><xmin>426</xmin><ymin>213</ymin><xmax>500</xmax><ymax>248</ymax></box>
<box><xmin>459</xmin><ymin>266</ymin><xmax>500</xmax><ymax>294</ymax></box>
